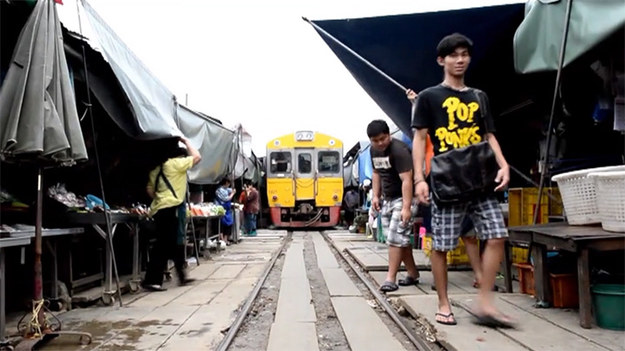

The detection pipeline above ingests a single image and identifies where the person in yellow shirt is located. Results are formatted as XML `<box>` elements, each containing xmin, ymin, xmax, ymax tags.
<box><xmin>142</xmin><ymin>137</ymin><xmax>201</xmax><ymax>291</ymax></box>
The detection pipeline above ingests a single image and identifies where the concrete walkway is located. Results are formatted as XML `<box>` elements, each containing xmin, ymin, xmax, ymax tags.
<box><xmin>6</xmin><ymin>231</ymin><xmax>285</xmax><ymax>350</ymax></box>
<box><xmin>328</xmin><ymin>231</ymin><xmax>625</xmax><ymax>351</ymax></box>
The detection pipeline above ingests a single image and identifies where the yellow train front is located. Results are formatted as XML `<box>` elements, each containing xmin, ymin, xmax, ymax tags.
<box><xmin>266</xmin><ymin>131</ymin><xmax>343</xmax><ymax>227</ymax></box>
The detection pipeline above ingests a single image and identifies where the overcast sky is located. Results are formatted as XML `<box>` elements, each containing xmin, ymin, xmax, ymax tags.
<box><xmin>58</xmin><ymin>0</ymin><xmax>523</xmax><ymax>155</ymax></box>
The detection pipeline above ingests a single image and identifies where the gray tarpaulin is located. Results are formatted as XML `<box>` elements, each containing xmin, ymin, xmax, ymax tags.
<box><xmin>73</xmin><ymin>1</ymin><xmax>256</xmax><ymax>184</ymax></box>
<box><xmin>514</xmin><ymin>0</ymin><xmax>625</xmax><ymax>74</ymax></box>
<box><xmin>176</xmin><ymin>104</ymin><xmax>235</xmax><ymax>184</ymax></box>
<box><xmin>0</xmin><ymin>0</ymin><xmax>87</xmax><ymax>164</ymax></box>
<box><xmin>81</xmin><ymin>0</ymin><xmax>180</xmax><ymax>139</ymax></box>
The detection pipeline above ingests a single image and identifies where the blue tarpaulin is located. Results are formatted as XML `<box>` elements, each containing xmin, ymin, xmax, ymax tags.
<box><xmin>310</xmin><ymin>4</ymin><xmax>526</xmax><ymax>136</ymax></box>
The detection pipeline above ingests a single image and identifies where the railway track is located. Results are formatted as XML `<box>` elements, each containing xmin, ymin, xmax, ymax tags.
<box><xmin>216</xmin><ymin>230</ymin><xmax>441</xmax><ymax>351</ymax></box>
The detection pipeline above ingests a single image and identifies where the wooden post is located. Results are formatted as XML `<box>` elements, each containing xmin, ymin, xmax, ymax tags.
<box><xmin>531</xmin><ymin>244</ymin><xmax>552</xmax><ymax>307</ymax></box>
<box><xmin>577</xmin><ymin>248</ymin><xmax>592</xmax><ymax>328</ymax></box>
<box><xmin>503</xmin><ymin>241</ymin><xmax>513</xmax><ymax>293</ymax></box>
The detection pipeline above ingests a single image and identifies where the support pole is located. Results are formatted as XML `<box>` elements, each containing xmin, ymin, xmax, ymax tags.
<box><xmin>533</xmin><ymin>0</ymin><xmax>573</xmax><ymax>225</ymax></box>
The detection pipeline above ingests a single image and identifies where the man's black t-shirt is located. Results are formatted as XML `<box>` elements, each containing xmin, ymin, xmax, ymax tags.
<box><xmin>370</xmin><ymin>139</ymin><xmax>413</xmax><ymax>199</ymax></box>
<box><xmin>411</xmin><ymin>84</ymin><xmax>496</xmax><ymax>156</ymax></box>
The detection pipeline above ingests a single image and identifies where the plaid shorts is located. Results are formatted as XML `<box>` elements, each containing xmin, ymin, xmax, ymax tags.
<box><xmin>431</xmin><ymin>195</ymin><xmax>507</xmax><ymax>251</ymax></box>
<box><xmin>380</xmin><ymin>197</ymin><xmax>419</xmax><ymax>248</ymax></box>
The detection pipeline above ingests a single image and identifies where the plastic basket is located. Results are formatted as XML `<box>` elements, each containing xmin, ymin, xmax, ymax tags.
<box><xmin>551</xmin><ymin>165</ymin><xmax>625</xmax><ymax>225</ymax></box>
<box><xmin>589</xmin><ymin>171</ymin><xmax>625</xmax><ymax>232</ymax></box>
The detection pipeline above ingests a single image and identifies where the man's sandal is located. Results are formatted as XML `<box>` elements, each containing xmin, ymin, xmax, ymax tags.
<box><xmin>379</xmin><ymin>281</ymin><xmax>399</xmax><ymax>292</ymax></box>
<box><xmin>435</xmin><ymin>312</ymin><xmax>457</xmax><ymax>325</ymax></box>
<box><xmin>398</xmin><ymin>275</ymin><xmax>420</xmax><ymax>286</ymax></box>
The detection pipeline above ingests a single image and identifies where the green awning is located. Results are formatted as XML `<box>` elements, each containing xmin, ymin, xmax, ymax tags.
<box><xmin>514</xmin><ymin>0</ymin><xmax>625</xmax><ymax>74</ymax></box>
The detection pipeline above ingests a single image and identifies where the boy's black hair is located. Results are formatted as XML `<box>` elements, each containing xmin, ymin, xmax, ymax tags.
<box><xmin>436</xmin><ymin>33</ymin><xmax>473</xmax><ymax>58</ymax></box>
<box><xmin>220</xmin><ymin>178</ymin><xmax>231</xmax><ymax>186</ymax></box>
<box><xmin>366</xmin><ymin>119</ymin><xmax>390</xmax><ymax>138</ymax></box>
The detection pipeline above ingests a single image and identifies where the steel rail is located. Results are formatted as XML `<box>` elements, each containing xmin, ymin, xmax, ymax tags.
<box><xmin>215</xmin><ymin>231</ymin><xmax>293</xmax><ymax>351</ymax></box>
<box><xmin>322</xmin><ymin>232</ymin><xmax>438</xmax><ymax>351</ymax></box>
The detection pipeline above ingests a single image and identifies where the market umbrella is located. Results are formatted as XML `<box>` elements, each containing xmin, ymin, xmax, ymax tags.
<box><xmin>514</xmin><ymin>0</ymin><xmax>625</xmax><ymax>74</ymax></box>
<box><xmin>0</xmin><ymin>0</ymin><xmax>88</xmax><ymax>339</ymax></box>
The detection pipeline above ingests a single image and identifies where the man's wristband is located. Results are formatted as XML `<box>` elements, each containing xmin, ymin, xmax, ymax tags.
<box><xmin>414</xmin><ymin>179</ymin><xmax>426</xmax><ymax>185</ymax></box>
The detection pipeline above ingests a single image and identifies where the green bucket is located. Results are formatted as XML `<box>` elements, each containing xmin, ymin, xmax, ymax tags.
<box><xmin>592</xmin><ymin>284</ymin><xmax>625</xmax><ymax>330</ymax></box>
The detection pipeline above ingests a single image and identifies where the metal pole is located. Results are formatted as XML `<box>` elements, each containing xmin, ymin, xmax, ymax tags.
<box><xmin>533</xmin><ymin>0</ymin><xmax>573</xmax><ymax>225</ymax></box>
<box><xmin>34</xmin><ymin>168</ymin><xmax>45</xmax><ymax>325</ymax></box>
<box><xmin>186</xmin><ymin>186</ymin><xmax>201</xmax><ymax>265</ymax></box>
<box><xmin>76</xmin><ymin>0</ymin><xmax>123</xmax><ymax>306</ymax></box>
<box><xmin>303</xmin><ymin>17</ymin><xmax>407</xmax><ymax>92</ymax></box>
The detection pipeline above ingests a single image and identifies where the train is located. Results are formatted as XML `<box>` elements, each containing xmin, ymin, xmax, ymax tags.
<box><xmin>265</xmin><ymin>131</ymin><xmax>343</xmax><ymax>227</ymax></box>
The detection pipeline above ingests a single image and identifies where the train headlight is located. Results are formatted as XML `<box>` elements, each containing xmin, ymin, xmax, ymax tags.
<box><xmin>272</xmin><ymin>195</ymin><xmax>278</xmax><ymax>201</ymax></box>
<box><xmin>332</xmin><ymin>194</ymin><xmax>338</xmax><ymax>200</ymax></box>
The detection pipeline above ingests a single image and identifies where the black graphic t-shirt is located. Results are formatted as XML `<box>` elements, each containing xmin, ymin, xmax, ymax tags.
<box><xmin>370</xmin><ymin>139</ymin><xmax>413</xmax><ymax>199</ymax></box>
<box><xmin>411</xmin><ymin>84</ymin><xmax>496</xmax><ymax>156</ymax></box>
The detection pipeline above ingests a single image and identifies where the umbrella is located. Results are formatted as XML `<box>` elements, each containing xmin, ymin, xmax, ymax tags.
<box><xmin>514</xmin><ymin>0</ymin><xmax>625</xmax><ymax>74</ymax></box>
<box><xmin>0</xmin><ymin>0</ymin><xmax>89</xmax><ymax>342</ymax></box>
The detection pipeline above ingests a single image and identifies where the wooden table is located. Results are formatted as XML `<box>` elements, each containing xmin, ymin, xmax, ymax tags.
<box><xmin>503</xmin><ymin>222</ymin><xmax>625</xmax><ymax>328</ymax></box>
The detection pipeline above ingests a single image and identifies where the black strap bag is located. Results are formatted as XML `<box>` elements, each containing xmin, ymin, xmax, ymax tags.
<box><xmin>429</xmin><ymin>141</ymin><xmax>499</xmax><ymax>205</ymax></box>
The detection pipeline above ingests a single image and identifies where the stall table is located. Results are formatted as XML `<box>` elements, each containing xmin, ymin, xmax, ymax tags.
<box><xmin>1</xmin><ymin>235</ymin><xmax>31</xmax><ymax>343</ymax></box>
<box><xmin>504</xmin><ymin>222</ymin><xmax>625</xmax><ymax>329</ymax></box>
<box><xmin>188</xmin><ymin>215</ymin><xmax>223</xmax><ymax>258</ymax></box>
<box><xmin>0</xmin><ymin>227</ymin><xmax>83</xmax><ymax>342</ymax></box>
<box><xmin>65</xmin><ymin>213</ymin><xmax>141</xmax><ymax>303</ymax></box>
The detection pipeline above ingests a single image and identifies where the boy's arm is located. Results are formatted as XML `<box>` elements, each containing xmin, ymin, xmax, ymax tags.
<box><xmin>484</xmin><ymin>133</ymin><xmax>510</xmax><ymax>191</ymax></box>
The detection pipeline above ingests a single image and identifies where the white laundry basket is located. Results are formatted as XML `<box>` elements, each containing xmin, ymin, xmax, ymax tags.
<box><xmin>589</xmin><ymin>171</ymin><xmax>625</xmax><ymax>232</ymax></box>
<box><xmin>551</xmin><ymin>165</ymin><xmax>625</xmax><ymax>225</ymax></box>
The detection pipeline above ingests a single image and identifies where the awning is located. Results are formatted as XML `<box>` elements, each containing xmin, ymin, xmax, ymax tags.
<box><xmin>81</xmin><ymin>0</ymin><xmax>180</xmax><ymax>139</ymax></box>
<box><xmin>60</xmin><ymin>2</ymin><xmax>249</xmax><ymax>184</ymax></box>
<box><xmin>176</xmin><ymin>104</ymin><xmax>235</xmax><ymax>184</ymax></box>
<box><xmin>514</xmin><ymin>0</ymin><xmax>625</xmax><ymax>74</ymax></box>
<box><xmin>309</xmin><ymin>4</ymin><xmax>525</xmax><ymax>136</ymax></box>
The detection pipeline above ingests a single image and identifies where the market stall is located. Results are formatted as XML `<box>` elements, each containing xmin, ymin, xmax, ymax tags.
<box><xmin>64</xmin><ymin>212</ymin><xmax>142</xmax><ymax>304</ymax></box>
<box><xmin>0</xmin><ymin>227</ymin><xmax>84</xmax><ymax>342</ymax></box>
<box><xmin>503</xmin><ymin>223</ymin><xmax>625</xmax><ymax>329</ymax></box>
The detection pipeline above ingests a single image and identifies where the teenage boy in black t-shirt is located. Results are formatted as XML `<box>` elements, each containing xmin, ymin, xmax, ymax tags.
<box><xmin>411</xmin><ymin>33</ymin><xmax>514</xmax><ymax>328</ymax></box>
<box><xmin>367</xmin><ymin>120</ymin><xmax>420</xmax><ymax>293</ymax></box>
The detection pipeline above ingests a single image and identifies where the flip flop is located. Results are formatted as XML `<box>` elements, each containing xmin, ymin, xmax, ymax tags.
<box><xmin>398</xmin><ymin>275</ymin><xmax>420</xmax><ymax>286</ymax></box>
<box><xmin>473</xmin><ymin>313</ymin><xmax>516</xmax><ymax>329</ymax></box>
<box><xmin>473</xmin><ymin>280</ymin><xmax>499</xmax><ymax>291</ymax></box>
<box><xmin>435</xmin><ymin>312</ymin><xmax>457</xmax><ymax>325</ymax></box>
<box><xmin>379</xmin><ymin>281</ymin><xmax>398</xmax><ymax>292</ymax></box>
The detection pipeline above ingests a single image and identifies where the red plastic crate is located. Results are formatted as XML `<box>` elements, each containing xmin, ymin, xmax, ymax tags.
<box><xmin>513</xmin><ymin>263</ymin><xmax>535</xmax><ymax>296</ymax></box>
<box><xmin>550</xmin><ymin>273</ymin><xmax>579</xmax><ymax>308</ymax></box>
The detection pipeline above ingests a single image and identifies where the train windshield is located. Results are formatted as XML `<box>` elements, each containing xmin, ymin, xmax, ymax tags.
<box><xmin>269</xmin><ymin>151</ymin><xmax>292</xmax><ymax>173</ymax></box>
<box><xmin>317</xmin><ymin>151</ymin><xmax>341</xmax><ymax>174</ymax></box>
<box><xmin>298</xmin><ymin>153</ymin><xmax>313</xmax><ymax>174</ymax></box>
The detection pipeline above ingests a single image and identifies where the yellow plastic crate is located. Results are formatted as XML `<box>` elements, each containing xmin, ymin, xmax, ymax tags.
<box><xmin>422</xmin><ymin>236</ymin><xmax>470</xmax><ymax>265</ymax></box>
<box><xmin>512</xmin><ymin>246</ymin><xmax>529</xmax><ymax>264</ymax></box>
<box><xmin>508</xmin><ymin>187</ymin><xmax>563</xmax><ymax>226</ymax></box>
<box><xmin>508</xmin><ymin>187</ymin><xmax>550</xmax><ymax>226</ymax></box>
